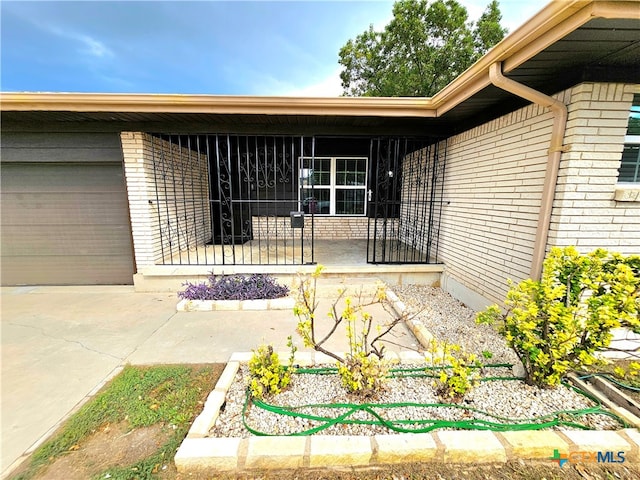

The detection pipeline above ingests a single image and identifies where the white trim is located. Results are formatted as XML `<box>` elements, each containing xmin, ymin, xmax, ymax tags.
<box><xmin>299</xmin><ymin>156</ymin><xmax>368</xmax><ymax>216</ymax></box>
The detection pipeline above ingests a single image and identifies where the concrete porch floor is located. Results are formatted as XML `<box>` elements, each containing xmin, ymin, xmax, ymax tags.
<box><xmin>134</xmin><ymin>239</ymin><xmax>443</xmax><ymax>292</ymax></box>
<box><xmin>164</xmin><ymin>239</ymin><xmax>431</xmax><ymax>267</ymax></box>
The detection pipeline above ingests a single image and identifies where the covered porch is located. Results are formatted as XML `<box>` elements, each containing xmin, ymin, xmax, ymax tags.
<box><xmin>121</xmin><ymin>132</ymin><xmax>447</xmax><ymax>277</ymax></box>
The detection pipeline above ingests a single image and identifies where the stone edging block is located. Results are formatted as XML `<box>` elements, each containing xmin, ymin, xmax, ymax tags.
<box><xmin>175</xmin><ymin>352</ymin><xmax>640</xmax><ymax>474</ymax></box>
<box><xmin>438</xmin><ymin>430</ymin><xmax>507</xmax><ymax>463</ymax></box>
<box><xmin>245</xmin><ymin>436</ymin><xmax>306</xmax><ymax>469</ymax></box>
<box><xmin>309</xmin><ymin>435</ymin><xmax>372</xmax><ymax>467</ymax></box>
<box><xmin>177</xmin><ymin>296</ymin><xmax>295</xmax><ymax>312</ymax></box>
<box><xmin>386</xmin><ymin>287</ymin><xmax>433</xmax><ymax>350</ymax></box>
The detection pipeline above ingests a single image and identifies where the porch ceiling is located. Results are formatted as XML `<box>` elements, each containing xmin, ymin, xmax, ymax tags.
<box><xmin>1</xmin><ymin>1</ymin><xmax>639</xmax><ymax>137</ymax></box>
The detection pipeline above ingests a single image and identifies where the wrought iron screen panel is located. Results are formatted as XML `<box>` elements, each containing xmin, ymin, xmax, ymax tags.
<box><xmin>367</xmin><ymin>138</ymin><xmax>446</xmax><ymax>264</ymax></box>
<box><xmin>150</xmin><ymin>134</ymin><xmax>315</xmax><ymax>265</ymax></box>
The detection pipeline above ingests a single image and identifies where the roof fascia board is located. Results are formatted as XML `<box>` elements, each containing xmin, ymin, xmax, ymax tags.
<box><xmin>433</xmin><ymin>0</ymin><xmax>639</xmax><ymax>116</ymax></box>
<box><xmin>0</xmin><ymin>92</ymin><xmax>436</xmax><ymax>118</ymax></box>
<box><xmin>502</xmin><ymin>0</ymin><xmax>640</xmax><ymax>73</ymax></box>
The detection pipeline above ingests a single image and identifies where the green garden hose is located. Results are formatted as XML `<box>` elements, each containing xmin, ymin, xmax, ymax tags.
<box><xmin>243</xmin><ymin>366</ymin><xmax>627</xmax><ymax>436</ymax></box>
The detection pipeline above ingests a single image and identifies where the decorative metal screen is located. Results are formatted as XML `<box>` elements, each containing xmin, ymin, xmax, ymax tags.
<box><xmin>150</xmin><ymin>134</ymin><xmax>314</xmax><ymax>265</ymax></box>
<box><xmin>367</xmin><ymin>138</ymin><xmax>446</xmax><ymax>264</ymax></box>
<box><xmin>148</xmin><ymin>134</ymin><xmax>445</xmax><ymax>266</ymax></box>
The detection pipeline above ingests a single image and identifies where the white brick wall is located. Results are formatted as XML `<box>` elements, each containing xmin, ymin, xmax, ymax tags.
<box><xmin>548</xmin><ymin>83</ymin><xmax>639</xmax><ymax>255</ymax></box>
<box><xmin>251</xmin><ymin>215</ymin><xmax>369</xmax><ymax>240</ymax></box>
<box><xmin>436</xmin><ymin>99</ymin><xmax>555</xmax><ymax>304</ymax></box>
<box><xmin>121</xmin><ymin>132</ymin><xmax>211</xmax><ymax>268</ymax></box>
<box><xmin>438</xmin><ymin>82</ymin><xmax>639</xmax><ymax>307</ymax></box>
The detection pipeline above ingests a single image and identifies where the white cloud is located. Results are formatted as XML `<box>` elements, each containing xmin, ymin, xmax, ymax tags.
<box><xmin>245</xmin><ymin>67</ymin><xmax>343</xmax><ymax>97</ymax></box>
<box><xmin>77</xmin><ymin>34</ymin><xmax>114</xmax><ymax>58</ymax></box>
<box><xmin>18</xmin><ymin>11</ymin><xmax>114</xmax><ymax>60</ymax></box>
<box><xmin>284</xmin><ymin>68</ymin><xmax>343</xmax><ymax>97</ymax></box>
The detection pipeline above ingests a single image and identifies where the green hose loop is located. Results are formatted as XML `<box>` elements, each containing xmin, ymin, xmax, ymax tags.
<box><xmin>241</xmin><ymin>366</ymin><xmax>628</xmax><ymax>436</ymax></box>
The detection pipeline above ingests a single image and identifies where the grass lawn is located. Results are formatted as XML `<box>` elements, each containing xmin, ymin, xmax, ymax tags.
<box><xmin>9</xmin><ymin>363</ymin><xmax>224</xmax><ymax>480</ymax></box>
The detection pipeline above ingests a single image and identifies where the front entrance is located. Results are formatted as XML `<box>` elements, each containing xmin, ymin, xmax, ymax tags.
<box><xmin>144</xmin><ymin>134</ymin><xmax>445</xmax><ymax>266</ymax></box>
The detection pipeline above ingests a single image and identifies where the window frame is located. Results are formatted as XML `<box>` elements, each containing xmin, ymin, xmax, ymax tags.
<box><xmin>299</xmin><ymin>156</ymin><xmax>368</xmax><ymax>216</ymax></box>
<box><xmin>619</xmin><ymin>136</ymin><xmax>640</xmax><ymax>183</ymax></box>
<box><xmin>618</xmin><ymin>94</ymin><xmax>640</xmax><ymax>183</ymax></box>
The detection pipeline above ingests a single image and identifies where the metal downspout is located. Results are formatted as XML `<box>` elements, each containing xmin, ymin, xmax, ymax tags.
<box><xmin>488</xmin><ymin>62</ymin><xmax>568</xmax><ymax>280</ymax></box>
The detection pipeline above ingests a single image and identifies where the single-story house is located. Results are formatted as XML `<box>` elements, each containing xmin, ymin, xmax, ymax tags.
<box><xmin>1</xmin><ymin>0</ymin><xmax>638</xmax><ymax>309</ymax></box>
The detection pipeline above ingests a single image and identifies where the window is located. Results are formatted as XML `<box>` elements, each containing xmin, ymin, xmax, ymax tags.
<box><xmin>619</xmin><ymin>94</ymin><xmax>640</xmax><ymax>183</ymax></box>
<box><xmin>299</xmin><ymin>156</ymin><xmax>367</xmax><ymax>215</ymax></box>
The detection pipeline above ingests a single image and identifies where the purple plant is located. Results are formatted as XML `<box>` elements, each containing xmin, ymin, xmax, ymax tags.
<box><xmin>178</xmin><ymin>273</ymin><xmax>289</xmax><ymax>301</ymax></box>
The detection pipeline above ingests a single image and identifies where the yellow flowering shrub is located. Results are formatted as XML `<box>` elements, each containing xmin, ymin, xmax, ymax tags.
<box><xmin>477</xmin><ymin>247</ymin><xmax>639</xmax><ymax>387</ymax></box>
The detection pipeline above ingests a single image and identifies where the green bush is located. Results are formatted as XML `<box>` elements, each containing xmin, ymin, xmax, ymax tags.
<box><xmin>476</xmin><ymin>246</ymin><xmax>640</xmax><ymax>387</ymax></box>
<box><xmin>248</xmin><ymin>338</ymin><xmax>296</xmax><ymax>399</ymax></box>
<box><xmin>425</xmin><ymin>339</ymin><xmax>480</xmax><ymax>402</ymax></box>
<box><xmin>337</xmin><ymin>351</ymin><xmax>392</xmax><ymax>397</ymax></box>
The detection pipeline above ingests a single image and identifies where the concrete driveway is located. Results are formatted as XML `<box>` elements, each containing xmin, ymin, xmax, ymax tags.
<box><xmin>0</xmin><ymin>282</ymin><xmax>418</xmax><ymax>477</ymax></box>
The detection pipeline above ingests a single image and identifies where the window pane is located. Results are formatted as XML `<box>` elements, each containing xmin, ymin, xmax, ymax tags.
<box><xmin>301</xmin><ymin>188</ymin><xmax>331</xmax><ymax>214</ymax></box>
<box><xmin>628</xmin><ymin>94</ymin><xmax>640</xmax><ymax>135</ymax></box>
<box><xmin>336</xmin><ymin>158</ymin><xmax>366</xmax><ymax>186</ymax></box>
<box><xmin>619</xmin><ymin>144</ymin><xmax>640</xmax><ymax>182</ymax></box>
<box><xmin>336</xmin><ymin>189</ymin><xmax>365</xmax><ymax>215</ymax></box>
<box><xmin>300</xmin><ymin>158</ymin><xmax>331</xmax><ymax>186</ymax></box>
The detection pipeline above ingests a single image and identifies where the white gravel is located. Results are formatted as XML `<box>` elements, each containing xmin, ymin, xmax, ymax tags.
<box><xmin>392</xmin><ymin>284</ymin><xmax>519</xmax><ymax>365</ymax></box>
<box><xmin>208</xmin><ymin>285</ymin><xmax>624</xmax><ymax>437</ymax></box>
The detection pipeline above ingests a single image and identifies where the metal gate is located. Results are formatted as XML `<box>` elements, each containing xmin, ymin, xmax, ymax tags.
<box><xmin>150</xmin><ymin>134</ymin><xmax>315</xmax><ymax>265</ymax></box>
<box><xmin>367</xmin><ymin>138</ymin><xmax>446</xmax><ymax>264</ymax></box>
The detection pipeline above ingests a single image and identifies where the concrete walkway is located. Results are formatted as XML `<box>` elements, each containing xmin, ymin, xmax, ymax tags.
<box><xmin>0</xmin><ymin>281</ymin><xmax>418</xmax><ymax>477</ymax></box>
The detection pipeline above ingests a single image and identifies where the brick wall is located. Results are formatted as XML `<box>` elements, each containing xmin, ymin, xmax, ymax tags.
<box><xmin>437</xmin><ymin>82</ymin><xmax>638</xmax><ymax>308</ymax></box>
<box><xmin>548</xmin><ymin>83</ymin><xmax>638</xmax><ymax>255</ymax></box>
<box><xmin>437</xmin><ymin>94</ymin><xmax>560</xmax><ymax>305</ymax></box>
<box><xmin>121</xmin><ymin>132</ymin><xmax>211</xmax><ymax>268</ymax></box>
<box><xmin>251</xmin><ymin>215</ymin><xmax>369</xmax><ymax>240</ymax></box>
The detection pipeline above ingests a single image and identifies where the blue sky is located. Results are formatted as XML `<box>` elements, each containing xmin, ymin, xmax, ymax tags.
<box><xmin>1</xmin><ymin>1</ymin><xmax>542</xmax><ymax>96</ymax></box>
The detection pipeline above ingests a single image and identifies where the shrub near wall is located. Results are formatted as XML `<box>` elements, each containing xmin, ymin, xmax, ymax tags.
<box><xmin>477</xmin><ymin>246</ymin><xmax>640</xmax><ymax>387</ymax></box>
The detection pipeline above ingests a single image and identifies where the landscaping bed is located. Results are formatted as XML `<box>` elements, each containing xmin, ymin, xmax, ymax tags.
<box><xmin>211</xmin><ymin>363</ymin><xmax>623</xmax><ymax>438</ymax></box>
<box><xmin>203</xmin><ymin>283</ymin><xmax>629</xmax><ymax>438</ymax></box>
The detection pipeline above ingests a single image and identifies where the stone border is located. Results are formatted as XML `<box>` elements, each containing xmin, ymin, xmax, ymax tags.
<box><xmin>177</xmin><ymin>296</ymin><xmax>295</xmax><ymax>312</ymax></box>
<box><xmin>174</xmin><ymin>350</ymin><xmax>640</xmax><ymax>474</ymax></box>
<box><xmin>385</xmin><ymin>288</ymin><xmax>434</xmax><ymax>347</ymax></box>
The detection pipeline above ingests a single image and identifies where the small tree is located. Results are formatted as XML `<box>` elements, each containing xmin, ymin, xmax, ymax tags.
<box><xmin>476</xmin><ymin>247</ymin><xmax>640</xmax><ymax>387</ymax></box>
<box><xmin>294</xmin><ymin>266</ymin><xmax>408</xmax><ymax>397</ymax></box>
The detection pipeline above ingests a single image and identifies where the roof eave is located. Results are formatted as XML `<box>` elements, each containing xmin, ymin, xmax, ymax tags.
<box><xmin>0</xmin><ymin>0</ymin><xmax>638</xmax><ymax>120</ymax></box>
<box><xmin>0</xmin><ymin>92</ymin><xmax>437</xmax><ymax>118</ymax></box>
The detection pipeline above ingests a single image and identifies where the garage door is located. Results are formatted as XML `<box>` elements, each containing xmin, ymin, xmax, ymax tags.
<box><xmin>1</xmin><ymin>163</ymin><xmax>134</xmax><ymax>285</ymax></box>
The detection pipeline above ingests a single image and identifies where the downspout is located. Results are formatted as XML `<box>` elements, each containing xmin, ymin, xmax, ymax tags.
<box><xmin>488</xmin><ymin>62</ymin><xmax>568</xmax><ymax>280</ymax></box>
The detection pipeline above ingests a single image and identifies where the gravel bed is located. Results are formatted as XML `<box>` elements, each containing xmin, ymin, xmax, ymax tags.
<box><xmin>392</xmin><ymin>284</ymin><xmax>519</xmax><ymax>365</ymax></box>
<box><xmin>209</xmin><ymin>364</ymin><xmax>621</xmax><ymax>438</ymax></box>
<box><xmin>207</xmin><ymin>285</ymin><xmax>624</xmax><ymax>437</ymax></box>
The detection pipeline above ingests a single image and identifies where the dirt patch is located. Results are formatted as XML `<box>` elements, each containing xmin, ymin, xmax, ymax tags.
<box><xmin>10</xmin><ymin>363</ymin><xmax>225</xmax><ymax>480</ymax></box>
<box><xmin>34</xmin><ymin>421</ymin><xmax>173</xmax><ymax>479</ymax></box>
<box><xmin>174</xmin><ymin>461</ymin><xmax>640</xmax><ymax>480</ymax></box>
